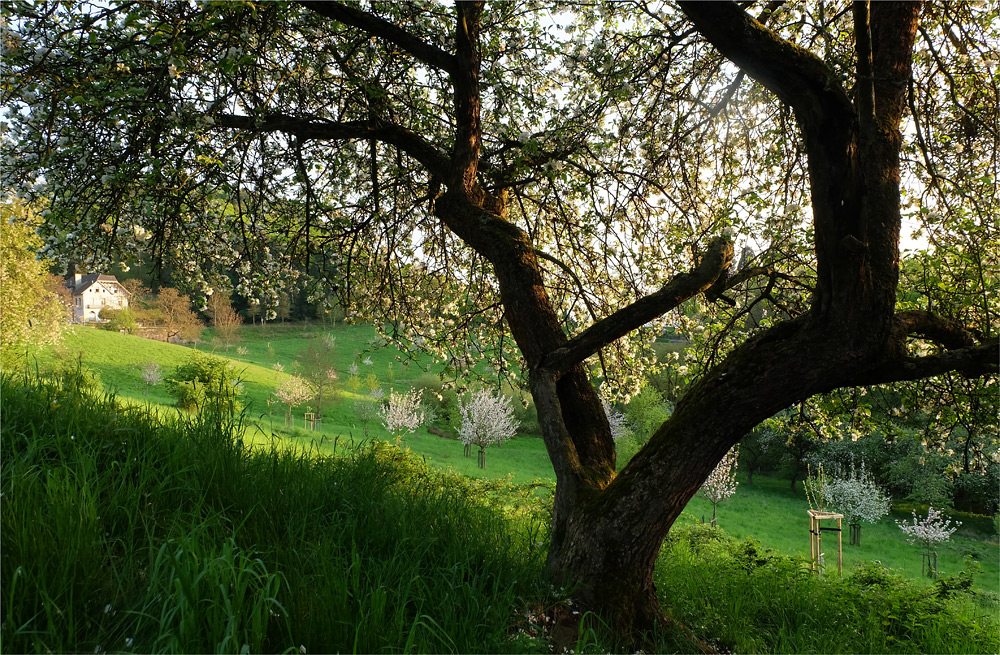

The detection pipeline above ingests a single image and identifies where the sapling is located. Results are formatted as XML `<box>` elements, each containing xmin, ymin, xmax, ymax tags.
<box><xmin>825</xmin><ymin>460</ymin><xmax>891</xmax><ymax>546</ymax></box>
<box><xmin>140</xmin><ymin>361</ymin><xmax>161</xmax><ymax>398</ymax></box>
<box><xmin>380</xmin><ymin>388</ymin><xmax>424</xmax><ymax>437</ymax></box>
<box><xmin>804</xmin><ymin>462</ymin><xmax>832</xmax><ymax>513</ymax></box>
<box><xmin>700</xmin><ymin>445</ymin><xmax>739</xmax><ymax>527</ymax></box>
<box><xmin>897</xmin><ymin>506</ymin><xmax>961</xmax><ymax>578</ymax></box>
<box><xmin>275</xmin><ymin>375</ymin><xmax>314</xmax><ymax>426</ymax></box>
<box><xmin>458</xmin><ymin>390</ymin><xmax>520</xmax><ymax>469</ymax></box>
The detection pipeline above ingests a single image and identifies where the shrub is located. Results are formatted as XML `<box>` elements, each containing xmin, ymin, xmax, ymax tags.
<box><xmin>623</xmin><ymin>384</ymin><xmax>671</xmax><ymax>445</ymax></box>
<box><xmin>166</xmin><ymin>352</ymin><xmax>242</xmax><ymax>413</ymax></box>
<box><xmin>99</xmin><ymin>307</ymin><xmax>139</xmax><ymax>334</ymax></box>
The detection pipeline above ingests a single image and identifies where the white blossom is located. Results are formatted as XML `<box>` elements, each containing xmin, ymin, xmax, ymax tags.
<box><xmin>602</xmin><ymin>399</ymin><xmax>631</xmax><ymax>441</ymax></box>
<box><xmin>458</xmin><ymin>390</ymin><xmax>519</xmax><ymax>466</ymax></box>
<box><xmin>825</xmin><ymin>461</ymin><xmax>891</xmax><ymax>526</ymax></box>
<box><xmin>701</xmin><ymin>446</ymin><xmax>739</xmax><ymax>505</ymax></box>
<box><xmin>140</xmin><ymin>362</ymin><xmax>162</xmax><ymax>387</ymax></box>
<box><xmin>275</xmin><ymin>376</ymin><xmax>313</xmax><ymax>408</ymax></box>
<box><xmin>380</xmin><ymin>387</ymin><xmax>424</xmax><ymax>435</ymax></box>
<box><xmin>896</xmin><ymin>506</ymin><xmax>961</xmax><ymax>550</ymax></box>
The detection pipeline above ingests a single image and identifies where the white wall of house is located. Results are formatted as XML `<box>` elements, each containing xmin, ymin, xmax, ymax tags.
<box><xmin>71</xmin><ymin>277</ymin><xmax>129</xmax><ymax>322</ymax></box>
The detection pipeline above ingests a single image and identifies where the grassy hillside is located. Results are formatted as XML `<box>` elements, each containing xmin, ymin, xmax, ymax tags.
<box><xmin>38</xmin><ymin>325</ymin><xmax>555</xmax><ymax>483</ymax></box>
<box><xmin>31</xmin><ymin>324</ymin><xmax>1000</xmax><ymax>593</ymax></box>
<box><xmin>3</xmin><ymin>373</ymin><xmax>997</xmax><ymax>654</ymax></box>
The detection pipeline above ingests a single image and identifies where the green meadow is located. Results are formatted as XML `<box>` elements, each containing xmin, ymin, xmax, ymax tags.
<box><xmin>6</xmin><ymin>323</ymin><xmax>997</xmax><ymax>653</ymax></box>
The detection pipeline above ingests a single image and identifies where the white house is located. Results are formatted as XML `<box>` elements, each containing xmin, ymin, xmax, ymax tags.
<box><xmin>66</xmin><ymin>273</ymin><xmax>129</xmax><ymax>322</ymax></box>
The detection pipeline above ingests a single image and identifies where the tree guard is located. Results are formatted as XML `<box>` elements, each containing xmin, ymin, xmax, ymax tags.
<box><xmin>808</xmin><ymin>510</ymin><xmax>844</xmax><ymax>575</ymax></box>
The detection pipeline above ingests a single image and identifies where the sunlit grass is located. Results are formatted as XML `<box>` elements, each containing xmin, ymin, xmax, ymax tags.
<box><xmin>3</xmin><ymin>370</ymin><xmax>997</xmax><ymax>654</ymax></box>
<box><xmin>1</xmin><ymin>371</ymin><xmax>551</xmax><ymax>654</ymax></box>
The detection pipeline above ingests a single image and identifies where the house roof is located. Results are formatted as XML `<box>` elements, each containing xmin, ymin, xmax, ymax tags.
<box><xmin>66</xmin><ymin>273</ymin><xmax>125</xmax><ymax>295</ymax></box>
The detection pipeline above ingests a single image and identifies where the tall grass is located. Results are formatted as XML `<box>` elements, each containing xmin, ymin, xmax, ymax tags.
<box><xmin>1</xmin><ymin>369</ymin><xmax>549</xmax><ymax>653</ymax></box>
<box><xmin>651</xmin><ymin>522</ymin><xmax>999</xmax><ymax>654</ymax></box>
<box><xmin>4</xmin><ymin>368</ymin><xmax>997</xmax><ymax>654</ymax></box>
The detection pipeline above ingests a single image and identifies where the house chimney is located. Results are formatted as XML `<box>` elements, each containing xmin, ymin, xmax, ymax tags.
<box><xmin>74</xmin><ymin>273</ymin><xmax>82</xmax><ymax>287</ymax></box>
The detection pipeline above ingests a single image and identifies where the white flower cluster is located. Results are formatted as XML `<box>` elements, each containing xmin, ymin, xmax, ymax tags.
<box><xmin>380</xmin><ymin>388</ymin><xmax>424</xmax><ymax>436</ymax></box>
<box><xmin>896</xmin><ymin>506</ymin><xmax>961</xmax><ymax>549</ymax></box>
<box><xmin>274</xmin><ymin>376</ymin><xmax>314</xmax><ymax>408</ymax></box>
<box><xmin>601</xmin><ymin>399</ymin><xmax>631</xmax><ymax>441</ymax></box>
<box><xmin>140</xmin><ymin>362</ymin><xmax>162</xmax><ymax>386</ymax></box>
<box><xmin>458</xmin><ymin>390</ymin><xmax>520</xmax><ymax>450</ymax></box>
<box><xmin>701</xmin><ymin>446</ymin><xmax>739</xmax><ymax>505</ymax></box>
<box><xmin>825</xmin><ymin>461</ymin><xmax>891</xmax><ymax>526</ymax></box>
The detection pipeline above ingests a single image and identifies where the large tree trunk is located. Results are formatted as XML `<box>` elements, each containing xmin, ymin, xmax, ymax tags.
<box><xmin>428</xmin><ymin>0</ymin><xmax>984</xmax><ymax>643</ymax></box>
<box><xmin>530</xmin><ymin>3</ymin><xmax>926</xmax><ymax>637</ymax></box>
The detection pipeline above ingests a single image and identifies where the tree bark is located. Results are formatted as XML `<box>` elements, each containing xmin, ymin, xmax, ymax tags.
<box><xmin>536</xmin><ymin>2</ymin><xmax>930</xmax><ymax>638</ymax></box>
<box><xmin>286</xmin><ymin>1</ymin><xmax>988</xmax><ymax>641</ymax></box>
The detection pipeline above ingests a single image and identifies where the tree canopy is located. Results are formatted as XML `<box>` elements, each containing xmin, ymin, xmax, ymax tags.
<box><xmin>3</xmin><ymin>0</ymin><xmax>997</xmax><ymax>638</ymax></box>
<box><xmin>0</xmin><ymin>199</ymin><xmax>68</xmax><ymax>363</ymax></box>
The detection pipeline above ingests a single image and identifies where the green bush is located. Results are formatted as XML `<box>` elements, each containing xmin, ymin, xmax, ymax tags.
<box><xmin>656</xmin><ymin>522</ymin><xmax>1000</xmax><ymax>654</ymax></box>
<box><xmin>98</xmin><ymin>307</ymin><xmax>139</xmax><ymax>334</ymax></box>
<box><xmin>623</xmin><ymin>384</ymin><xmax>671</xmax><ymax>445</ymax></box>
<box><xmin>166</xmin><ymin>352</ymin><xmax>243</xmax><ymax>413</ymax></box>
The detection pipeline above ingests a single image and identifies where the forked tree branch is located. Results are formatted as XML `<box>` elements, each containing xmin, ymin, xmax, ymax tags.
<box><xmin>541</xmin><ymin>237</ymin><xmax>734</xmax><ymax>374</ymax></box>
<box><xmin>677</xmin><ymin>1</ymin><xmax>853</xmax><ymax>119</ymax></box>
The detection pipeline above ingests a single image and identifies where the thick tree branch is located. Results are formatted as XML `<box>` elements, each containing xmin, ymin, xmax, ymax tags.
<box><xmin>677</xmin><ymin>1</ymin><xmax>852</xmax><ymax>120</ymax></box>
<box><xmin>862</xmin><ymin>340</ymin><xmax>998</xmax><ymax>385</ymax></box>
<box><xmin>849</xmin><ymin>310</ymin><xmax>997</xmax><ymax>385</ymax></box>
<box><xmin>891</xmin><ymin>310</ymin><xmax>979</xmax><ymax>350</ymax></box>
<box><xmin>212</xmin><ymin>113</ymin><xmax>451</xmax><ymax>180</ymax></box>
<box><xmin>297</xmin><ymin>1</ymin><xmax>458</xmax><ymax>76</ymax></box>
<box><xmin>723</xmin><ymin>266</ymin><xmax>810</xmax><ymax>293</ymax></box>
<box><xmin>451</xmin><ymin>2</ymin><xmax>484</xmax><ymax>195</ymax></box>
<box><xmin>541</xmin><ymin>237</ymin><xmax>734</xmax><ymax>374</ymax></box>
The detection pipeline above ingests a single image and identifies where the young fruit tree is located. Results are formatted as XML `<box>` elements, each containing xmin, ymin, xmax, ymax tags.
<box><xmin>4</xmin><ymin>0</ymin><xmax>997</xmax><ymax>639</ymax></box>
<box><xmin>380</xmin><ymin>388</ymin><xmax>425</xmax><ymax>437</ymax></box>
<box><xmin>275</xmin><ymin>376</ymin><xmax>315</xmax><ymax>428</ymax></box>
<box><xmin>825</xmin><ymin>461</ymin><xmax>891</xmax><ymax>546</ymax></box>
<box><xmin>139</xmin><ymin>361</ymin><xmax>162</xmax><ymax>399</ymax></box>
<box><xmin>457</xmin><ymin>390</ymin><xmax>520</xmax><ymax>469</ymax></box>
<box><xmin>700</xmin><ymin>445</ymin><xmax>739</xmax><ymax>527</ymax></box>
<box><xmin>897</xmin><ymin>506</ymin><xmax>962</xmax><ymax>577</ymax></box>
